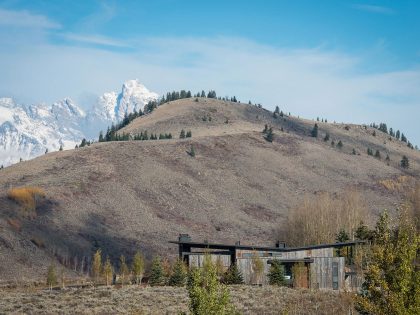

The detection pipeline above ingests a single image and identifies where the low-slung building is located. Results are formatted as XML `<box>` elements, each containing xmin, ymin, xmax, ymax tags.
<box><xmin>170</xmin><ymin>234</ymin><xmax>365</xmax><ymax>291</ymax></box>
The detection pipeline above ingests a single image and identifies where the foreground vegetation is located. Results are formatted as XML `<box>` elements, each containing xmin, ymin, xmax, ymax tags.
<box><xmin>0</xmin><ymin>285</ymin><xmax>355</xmax><ymax>315</ymax></box>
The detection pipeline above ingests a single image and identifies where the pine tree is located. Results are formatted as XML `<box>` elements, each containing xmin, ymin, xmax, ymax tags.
<box><xmin>263</xmin><ymin>124</ymin><xmax>268</xmax><ymax>134</ymax></box>
<box><xmin>401</xmin><ymin>133</ymin><xmax>407</xmax><ymax>143</ymax></box>
<box><xmin>186</xmin><ymin>130</ymin><xmax>192</xmax><ymax>138</ymax></box>
<box><xmin>132</xmin><ymin>251</ymin><xmax>145</xmax><ymax>285</ymax></box>
<box><xmin>149</xmin><ymin>256</ymin><xmax>164</xmax><ymax>286</ymax></box>
<box><xmin>324</xmin><ymin>133</ymin><xmax>330</xmax><ymax>142</ymax></box>
<box><xmin>190</xmin><ymin>145</ymin><xmax>196</xmax><ymax>157</ymax></box>
<box><xmin>268</xmin><ymin>260</ymin><xmax>286</xmax><ymax>286</ymax></box>
<box><xmin>352</xmin><ymin>148</ymin><xmax>357</xmax><ymax>155</ymax></box>
<box><xmin>180</xmin><ymin>129</ymin><xmax>186</xmax><ymax>139</ymax></box>
<box><xmin>223</xmin><ymin>264</ymin><xmax>243</xmax><ymax>284</ymax></box>
<box><xmin>337</xmin><ymin>140</ymin><xmax>343</xmax><ymax>149</ymax></box>
<box><xmin>372</xmin><ymin>130</ymin><xmax>376</xmax><ymax>137</ymax></box>
<box><xmin>169</xmin><ymin>259</ymin><xmax>187</xmax><ymax>286</ymax></box>
<box><xmin>265</xmin><ymin>127</ymin><xmax>274</xmax><ymax>142</ymax></box>
<box><xmin>45</xmin><ymin>148</ymin><xmax>48</xmax><ymax>154</ymax></box>
<box><xmin>400</xmin><ymin>155</ymin><xmax>409</xmax><ymax>169</ymax></box>
<box><xmin>336</xmin><ymin>229</ymin><xmax>350</xmax><ymax>242</ymax></box>
<box><xmin>187</xmin><ymin>255</ymin><xmax>236</xmax><ymax>314</ymax></box>
<box><xmin>99</xmin><ymin>131</ymin><xmax>104</xmax><ymax>142</ymax></box>
<box><xmin>119</xmin><ymin>255</ymin><xmax>129</xmax><ymax>286</ymax></box>
<box><xmin>311</xmin><ymin>123</ymin><xmax>318</xmax><ymax>138</ymax></box>
<box><xmin>46</xmin><ymin>264</ymin><xmax>57</xmax><ymax>290</ymax></box>
<box><xmin>375</xmin><ymin>150</ymin><xmax>381</xmax><ymax>159</ymax></box>
<box><xmin>103</xmin><ymin>256</ymin><xmax>113</xmax><ymax>286</ymax></box>
<box><xmin>354</xmin><ymin>220</ymin><xmax>374</xmax><ymax>241</ymax></box>
<box><xmin>92</xmin><ymin>249</ymin><xmax>102</xmax><ymax>285</ymax></box>
<box><xmin>396</xmin><ymin>130</ymin><xmax>400</xmax><ymax>140</ymax></box>
<box><xmin>59</xmin><ymin>144</ymin><xmax>63</xmax><ymax>151</ymax></box>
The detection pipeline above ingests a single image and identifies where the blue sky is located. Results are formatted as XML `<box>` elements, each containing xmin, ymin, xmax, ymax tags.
<box><xmin>0</xmin><ymin>0</ymin><xmax>419</xmax><ymax>144</ymax></box>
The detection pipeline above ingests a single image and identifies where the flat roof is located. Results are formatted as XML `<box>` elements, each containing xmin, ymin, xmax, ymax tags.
<box><xmin>169</xmin><ymin>240</ymin><xmax>366</xmax><ymax>252</ymax></box>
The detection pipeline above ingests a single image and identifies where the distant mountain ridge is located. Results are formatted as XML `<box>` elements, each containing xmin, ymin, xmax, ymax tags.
<box><xmin>0</xmin><ymin>80</ymin><xmax>158</xmax><ymax>166</ymax></box>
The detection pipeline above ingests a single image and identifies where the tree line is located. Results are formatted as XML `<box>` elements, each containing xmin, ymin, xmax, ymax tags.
<box><xmin>370</xmin><ymin>122</ymin><xmax>416</xmax><ymax>149</ymax></box>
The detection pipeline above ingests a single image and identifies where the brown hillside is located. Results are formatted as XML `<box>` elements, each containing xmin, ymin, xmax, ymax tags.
<box><xmin>0</xmin><ymin>97</ymin><xmax>419</xmax><ymax>281</ymax></box>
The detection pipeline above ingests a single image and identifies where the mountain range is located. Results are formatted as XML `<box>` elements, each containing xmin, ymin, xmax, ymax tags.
<box><xmin>0</xmin><ymin>80</ymin><xmax>158</xmax><ymax>166</ymax></box>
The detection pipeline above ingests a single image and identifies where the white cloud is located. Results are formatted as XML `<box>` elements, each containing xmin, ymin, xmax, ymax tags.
<box><xmin>352</xmin><ymin>4</ymin><xmax>395</xmax><ymax>15</ymax></box>
<box><xmin>0</xmin><ymin>34</ymin><xmax>418</xmax><ymax>144</ymax></box>
<box><xmin>0</xmin><ymin>8</ymin><xmax>60</xmax><ymax>29</ymax></box>
<box><xmin>62</xmin><ymin>33</ymin><xmax>129</xmax><ymax>48</ymax></box>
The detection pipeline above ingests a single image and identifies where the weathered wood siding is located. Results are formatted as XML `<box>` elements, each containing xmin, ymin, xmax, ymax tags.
<box><xmin>186</xmin><ymin>248</ymin><xmax>350</xmax><ymax>291</ymax></box>
<box><xmin>310</xmin><ymin>257</ymin><xmax>345</xmax><ymax>290</ymax></box>
<box><xmin>188</xmin><ymin>254</ymin><xmax>231</xmax><ymax>269</ymax></box>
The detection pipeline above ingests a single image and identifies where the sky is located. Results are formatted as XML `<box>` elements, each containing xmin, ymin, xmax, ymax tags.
<box><xmin>0</xmin><ymin>0</ymin><xmax>419</xmax><ymax>144</ymax></box>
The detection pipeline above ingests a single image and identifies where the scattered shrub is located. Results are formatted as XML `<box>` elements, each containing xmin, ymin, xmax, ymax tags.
<box><xmin>7</xmin><ymin>186</ymin><xmax>45</xmax><ymax>217</ymax></box>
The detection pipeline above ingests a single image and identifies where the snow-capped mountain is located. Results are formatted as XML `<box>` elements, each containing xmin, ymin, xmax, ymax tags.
<box><xmin>0</xmin><ymin>80</ymin><xmax>158</xmax><ymax>167</ymax></box>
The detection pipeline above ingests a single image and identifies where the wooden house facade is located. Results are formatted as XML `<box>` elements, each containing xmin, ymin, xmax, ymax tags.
<box><xmin>170</xmin><ymin>235</ymin><xmax>365</xmax><ymax>291</ymax></box>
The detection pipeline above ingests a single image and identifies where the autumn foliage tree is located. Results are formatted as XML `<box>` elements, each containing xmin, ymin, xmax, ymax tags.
<box><xmin>92</xmin><ymin>249</ymin><xmax>102</xmax><ymax>285</ymax></box>
<box><xmin>278</xmin><ymin>191</ymin><xmax>368</xmax><ymax>246</ymax></box>
<box><xmin>356</xmin><ymin>211</ymin><xmax>419</xmax><ymax>315</ymax></box>
<box><xmin>132</xmin><ymin>251</ymin><xmax>145</xmax><ymax>285</ymax></box>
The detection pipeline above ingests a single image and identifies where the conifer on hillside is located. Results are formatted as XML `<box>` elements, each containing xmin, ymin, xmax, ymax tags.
<box><xmin>311</xmin><ymin>123</ymin><xmax>318</xmax><ymax>138</ymax></box>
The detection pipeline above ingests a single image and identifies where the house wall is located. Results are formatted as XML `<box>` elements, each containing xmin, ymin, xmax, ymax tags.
<box><xmin>186</xmin><ymin>247</ymin><xmax>349</xmax><ymax>290</ymax></box>
<box><xmin>310</xmin><ymin>257</ymin><xmax>345</xmax><ymax>290</ymax></box>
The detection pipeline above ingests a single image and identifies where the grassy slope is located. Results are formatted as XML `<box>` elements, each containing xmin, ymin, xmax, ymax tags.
<box><xmin>0</xmin><ymin>98</ymin><xmax>419</xmax><ymax>281</ymax></box>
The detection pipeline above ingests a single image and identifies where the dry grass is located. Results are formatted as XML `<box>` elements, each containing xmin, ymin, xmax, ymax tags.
<box><xmin>0</xmin><ymin>285</ymin><xmax>356</xmax><ymax>315</ymax></box>
<box><xmin>378</xmin><ymin>175</ymin><xmax>413</xmax><ymax>192</ymax></box>
<box><xmin>0</xmin><ymin>98</ymin><xmax>419</xmax><ymax>281</ymax></box>
<box><xmin>7</xmin><ymin>186</ymin><xmax>45</xmax><ymax>217</ymax></box>
<box><xmin>7</xmin><ymin>218</ymin><xmax>22</xmax><ymax>231</ymax></box>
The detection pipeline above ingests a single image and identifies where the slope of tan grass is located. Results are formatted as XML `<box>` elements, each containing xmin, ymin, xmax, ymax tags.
<box><xmin>0</xmin><ymin>98</ymin><xmax>419</xmax><ymax>281</ymax></box>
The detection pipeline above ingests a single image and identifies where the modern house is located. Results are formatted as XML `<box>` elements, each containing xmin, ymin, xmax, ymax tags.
<box><xmin>170</xmin><ymin>234</ymin><xmax>365</xmax><ymax>291</ymax></box>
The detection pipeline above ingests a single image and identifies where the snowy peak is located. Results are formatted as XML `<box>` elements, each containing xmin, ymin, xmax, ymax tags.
<box><xmin>115</xmin><ymin>79</ymin><xmax>159</xmax><ymax>120</ymax></box>
<box><xmin>51</xmin><ymin>98</ymin><xmax>86</xmax><ymax>118</ymax></box>
<box><xmin>91</xmin><ymin>79</ymin><xmax>158</xmax><ymax>122</ymax></box>
<box><xmin>0</xmin><ymin>80</ymin><xmax>158</xmax><ymax>166</ymax></box>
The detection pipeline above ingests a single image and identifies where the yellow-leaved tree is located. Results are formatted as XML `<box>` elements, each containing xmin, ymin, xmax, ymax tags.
<box><xmin>356</xmin><ymin>210</ymin><xmax>419</xmax><ymax>315</ymax></box>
